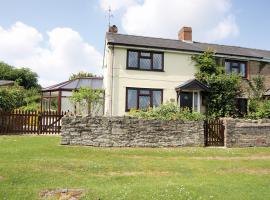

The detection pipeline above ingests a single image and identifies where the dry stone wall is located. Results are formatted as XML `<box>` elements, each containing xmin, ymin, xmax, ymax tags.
<box><xmin>225</xmin><ymin>118</ymin><xmax>270</xmax><ymax>147</ymax></box>
<box><xmin>61</xmin><ymin>116</ymin><xmax>205</xmax><ymax>147</ymax></box>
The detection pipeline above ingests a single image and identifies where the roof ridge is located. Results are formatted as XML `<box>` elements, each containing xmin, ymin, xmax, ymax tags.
<box><xmin>194</xmin><ymin>41</ymin><xmax>270</xmax><ymax>53</ymax></box>
<box><xmin>107</xmin><ymin>32</ymin><xmax>182</xmax><ymax>42</ymax></box>
<box><xmin>107</xmin><ymin>32</ymin><xmax>270</xmax><ymax>53</ymax></box>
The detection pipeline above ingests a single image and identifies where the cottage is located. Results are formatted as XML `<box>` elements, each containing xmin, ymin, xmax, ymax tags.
<box><xmin>103</xmin><ymin>26</ymin><xmax>270</xmax><ymax>116</ymax></box>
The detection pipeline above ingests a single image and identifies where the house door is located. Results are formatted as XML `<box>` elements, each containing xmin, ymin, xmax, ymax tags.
<box><xmin>180</xmin><ymin>92</ymin><xmax>193</xmax><ymax>111</ymax></box>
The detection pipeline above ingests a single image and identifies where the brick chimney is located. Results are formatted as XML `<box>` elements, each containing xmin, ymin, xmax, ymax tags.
<box><xmin>178</xmin><ymin>27</ymin><xmax>192</xmax><ymax>42</ymax></box>
<box><xmin>108</xmin><ymin>25</ymin><xmax>118</xmax><ymax>33</ymax></box>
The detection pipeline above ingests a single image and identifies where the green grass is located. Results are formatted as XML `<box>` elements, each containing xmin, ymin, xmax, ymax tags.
<box><xmin>0</xmin><ymin>136</ymin><xmax>270</xmax><ymax>200</ymax></box>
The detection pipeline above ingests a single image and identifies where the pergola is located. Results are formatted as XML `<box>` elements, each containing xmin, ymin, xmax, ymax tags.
<box><xmin>41</xmin><ymin>77</ymin><xmax>103</xmax><ymax>113</ymax></box>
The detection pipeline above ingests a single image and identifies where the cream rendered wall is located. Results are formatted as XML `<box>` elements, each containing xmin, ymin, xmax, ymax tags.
<box><xmin>105</xmin><ymin>45</ymin><xmax>197</xmax><ymax>116</ymax></box>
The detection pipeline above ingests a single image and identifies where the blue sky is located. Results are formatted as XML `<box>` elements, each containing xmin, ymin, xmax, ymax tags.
<box><xmin>0</xmin><ymin>0</ymin><xmax>269</xmax><ymax>86</ymax></box>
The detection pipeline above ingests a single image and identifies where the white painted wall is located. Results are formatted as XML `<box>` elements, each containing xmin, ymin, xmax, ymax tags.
<box><xmin>104</xmin><ymin>45</ymin><xmax>197</xmax><ymax>116</ymax></box>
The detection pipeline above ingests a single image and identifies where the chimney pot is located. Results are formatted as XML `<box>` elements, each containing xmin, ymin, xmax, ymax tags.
<box><xmin>108</xmin><ymin>25</ymin><xmax>118</xmax><ymax>33</ymax></box>
<box><xmin>178</xmin><ymin>26</ymin><xmax>192</xmax><ymax>42</ymax></box>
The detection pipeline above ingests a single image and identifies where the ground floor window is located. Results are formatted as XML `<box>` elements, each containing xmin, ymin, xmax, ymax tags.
<box><xmin>126</xmin><ymin>87</ymin><xmax>163</xmax><ymax>111</ymax></box>
<box><xmin>179</xmin><ymin>91</ymin><xmax>201</xmax><ymax>112</ymax></box>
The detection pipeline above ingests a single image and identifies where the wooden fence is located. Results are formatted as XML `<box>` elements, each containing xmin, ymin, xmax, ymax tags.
<box><xmin>0</xmin><ymin>110</ymin><xmax>65</xmax><ymax>135</ymax></box>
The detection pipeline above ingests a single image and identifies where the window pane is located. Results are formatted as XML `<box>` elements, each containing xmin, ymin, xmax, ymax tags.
<box><xmin>153</xmin><ymin>53</ymin><xmax>162</xmax><ymax>69</ymax></box>
<box><xmin>225</xmin><ymin>62</ymin><xmax>230</xmax><ymax>74</ymax></box>
<box><xmin>141</xmin><ymin>52</ymin><xmax>150</xmax><ymax>57</ymax></box>
<box><xmin>140</xmin><ymin>89</ymin><xmax>150</xmax><ymax>95</ymax></box>
<box><xmin>231</xmin><ymin>67</ymin><xmax>240</xmax><ymax>74</ymax></box>
<box><xmin>153</xmin><ymin>90</ymin><xmax>162</xmax><ymax>107</ymax></box>
<box><xmin>127</xmin><ymin>89</ymin><xmax>137</xmax><ymax>109</ymax></box>
<box><xmin>128</xmin><ymin>51</ymin><xmax>138</xmax><ymax>68</ymax></box>
<box><xmin>139</xmin><ymin>96</ymin><xmax>150</xmax><ymax>109</ymax></box>
<box><xmin>232</xmin><ymin>62</ymin><xmax>239</xmax><ymax>67</ymax></box>
<box><xmin>240</xmin><ymin>63</ymin><xmax>246</xmax><ymax>77</ymax></box>
<box><xmin>194</xmin><ymin>92</ymin><xmax>198</xmax><ymax>112</ymax></box>
<box><xmin>140</xmin><ymin>58</ymin><xmax>151</xmax><ymax>69</ymax></box>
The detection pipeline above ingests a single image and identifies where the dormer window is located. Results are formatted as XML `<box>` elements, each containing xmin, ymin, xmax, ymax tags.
<box><xmin>225</xmin><ymin>60</ymin><xmax>247</xmax><ymax>78</ymax></box>
<box><xmin>127</xmin><ymin>50</ymin><xmax>164</xmax><ymax>71</ymax></box>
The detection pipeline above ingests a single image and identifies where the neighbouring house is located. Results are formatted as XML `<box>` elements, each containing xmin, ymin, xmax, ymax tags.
<box><xmin>103</xmin><ymin>25</ymin><xmax>270</xmax><ymax>116</ymax></box>
<box><xmin>41</xmin><ymin>77</ymin><xmax>104</xmax><ymax>115</ymax></box>
<box><xmin>0</xmin><ymin>80</ymin><xmax>14</xmax><ymax>87</ymax></box>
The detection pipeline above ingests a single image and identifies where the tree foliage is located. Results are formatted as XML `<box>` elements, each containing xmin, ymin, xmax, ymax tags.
<box><xmin>69</xmin><ymin>71</ymin><xmax>95</xmax><ymax>80</ymax></box>
<box><xmin>0</xmin><ymin>85</ymin><xmax>25</xmax><ymax>111</ymax></box>
<box><xmin>70</xmin><ymin>87</ymin><xmax>103</xmax><ymax>116</ymax></box>
<box><xmin>19</xmin><ymin>88</ymin><xmax>41</xmax><ymax>111</ymax></box>
<box><xmin>192</xmin><ymin>51</ymin><xmax>242</xmax><ymax>118</ymax></box>
<box><xmin>0</xmin><ymin>85</ymin><xmax>41</xmax><ymax>112</ymax></box>
<box><xmin>0</xmin><ymin>62</ymin><xmax>40</xmax><ymax>89</ymax></box>
<box><xmin>192</xmin><ymin>51</ymin><xmax>224</xmax><ymax>81</ymax></box>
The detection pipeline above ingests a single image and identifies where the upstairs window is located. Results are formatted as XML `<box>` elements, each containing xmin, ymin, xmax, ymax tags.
<box><xmin>127</xmin><ymin>50</ymin><xmax>164</xmax><ymax>71</ymax></box>
<box><xmin>225</xmin><ymin>60</ymin><xmax>247</xmax><ymax>78</ymax></box>
<box><xmin>126</xmin><ymin>87</ymin><xmax>163</xmax><ymax>111</ymax></box>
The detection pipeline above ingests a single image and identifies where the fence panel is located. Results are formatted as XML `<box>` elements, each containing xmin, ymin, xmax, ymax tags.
<box><xmin>0</xmin><ymin>111</ymin><xmax>65</xmax><ymax>135</ymax></box>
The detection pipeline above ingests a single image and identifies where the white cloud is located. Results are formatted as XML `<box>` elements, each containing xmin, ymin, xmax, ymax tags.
<box><xmin>0</xmin><ymin>22</ymin><xmax>103</xmax><ymax>87</ymax></box>
<box><xmin>106</xmin><ymin>0</ymin><xmax>239</xmax><ymax>42</ymax></box>
<box><xmin>100</xmin><ymin>0</ymin><xmax>136</xmax><ymax>11</ymax></box>
<box><xmin>206</xmin><ymin>15</ymin><xmax>239</xmax><ymax>41</ymax></box>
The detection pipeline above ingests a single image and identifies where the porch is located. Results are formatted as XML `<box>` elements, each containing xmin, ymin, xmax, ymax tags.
<box><xmin>175</xmin><ymin>79</ymin><xmax>209</xmax><ymax>113</ymax></box>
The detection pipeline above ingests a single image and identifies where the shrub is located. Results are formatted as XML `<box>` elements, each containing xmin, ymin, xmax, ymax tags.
<box><xmin>246</xmin><ymin>100</ymin><xmax>270</xmax><ymax>119</ymax></box>
<box><xmin>0</xmin><ymin>85</ymin><xmax>25</xmax><ymax>111</ymax></box>
<box><xmin>129</xmin><ymin>103</ymin><xmax>205</xmax><ymax>121</ymax></box>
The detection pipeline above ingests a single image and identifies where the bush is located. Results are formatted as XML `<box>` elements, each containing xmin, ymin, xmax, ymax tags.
<box><xmin>0</xmin><ymin>86</ymin><xmax>25</xmax><ymax>111</ymax></box>
<box><xmin>246</xmin><ymin>100</ymin><xmax>270</xmax><ymax>119</ymax></box>
<box><xmin>129</xmin><ymin>103</ymin><xmax>205</xmax><ymax>121</ymax></box>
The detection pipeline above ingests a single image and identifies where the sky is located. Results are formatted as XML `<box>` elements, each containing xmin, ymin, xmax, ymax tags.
<box><xmin>0</xmin><ymin>0</ymin><xmax>270</xmax><ymax>86</ymax></box>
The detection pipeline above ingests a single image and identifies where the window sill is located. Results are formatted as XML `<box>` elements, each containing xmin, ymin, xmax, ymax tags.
<box><xmin>126</xmin><ymin>68</ymin><xmax>165</xmax><ymax>72</ymax></box>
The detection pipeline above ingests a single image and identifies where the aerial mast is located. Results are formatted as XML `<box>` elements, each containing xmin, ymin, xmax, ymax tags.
<box><xmin>107</xmin><ymin>6</ymin><xmax>113</xmax><ymax>28</ymax></box>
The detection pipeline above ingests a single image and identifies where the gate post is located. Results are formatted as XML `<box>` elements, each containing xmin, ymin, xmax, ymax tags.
<box><xmin>204</xmin><ymin>120</ymin><xmax>208</xmax><ymax>146</ymax></box>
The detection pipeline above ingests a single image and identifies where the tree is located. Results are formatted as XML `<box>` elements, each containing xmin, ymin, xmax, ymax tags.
<box><xmin>248</xmin><ymin>76</ymin><xmax>265</xmax><ymax>100</ymax></box>
<box><xmin>70</xmin><ymin>87</ymin><xmax>103</xmax><ymax>116</ymax></box>
<box><xmin>192</xmin><ymin>51</ymin><xmax>242</xmax><ymax>118</ymax></box>
<box><xmin>0</xmin><ymin>85</ymin><xmax>25</xmax><ymax>112</ymax></box>
<box><xmin>192</xmin><ymin>51</ymin><xmax>224</xmax><ymax>82</ymax></box>
<box><xmin>0</xmin><ymin>62</ymin><xmax>40</xmax><ymax>89</ymax></box>
<box><xmin>247</xmin><ymin>76</ymin><xmax>265</xmax><ymax>113</ymax></box>
<box><xmin>19</xmin><ymin>88</ymin><xmax>41</xmax><ymax>111</ymax></box>
<box><xmin>69</xmin><ymin>71</ymin><xmax>95</xmax><ymax>80</ymax></box>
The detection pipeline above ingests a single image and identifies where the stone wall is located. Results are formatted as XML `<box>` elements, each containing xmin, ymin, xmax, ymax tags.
<box><xmin>61</xmin><ymin>116</ymin><xmax>204</xmax><ymax>147</ymax></box>
<box><xmin>225</xmin><ymin>118</ymin><xmax>270</xmax><ymax>147</ymax></box>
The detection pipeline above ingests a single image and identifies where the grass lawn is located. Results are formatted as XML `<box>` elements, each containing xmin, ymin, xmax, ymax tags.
<box><xmin>0</xmin><ymin>136</ymin><xmax>270</xmax><ymax>200</ymax></box>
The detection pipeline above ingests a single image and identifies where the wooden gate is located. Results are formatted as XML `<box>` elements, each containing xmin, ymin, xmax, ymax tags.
<box><xmin>0</xmin><ymin>110</ymin><xmax>65</xmax><ymax>135</ymax></box>
<box><xmin>204</xmin><ymin>119</ymin><xmax>225</xmax><ymax>146</ymax></box>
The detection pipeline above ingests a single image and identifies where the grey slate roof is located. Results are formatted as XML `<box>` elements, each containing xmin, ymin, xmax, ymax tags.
<box><xmin>175</xmin><ymin>79</ymin><xmax>209</xmax><ymax>92</ymax></box>
<box><xmin>106</xmin><ymin>32</ymin><xmax>270</xmax><ymax>60</ymax></box>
